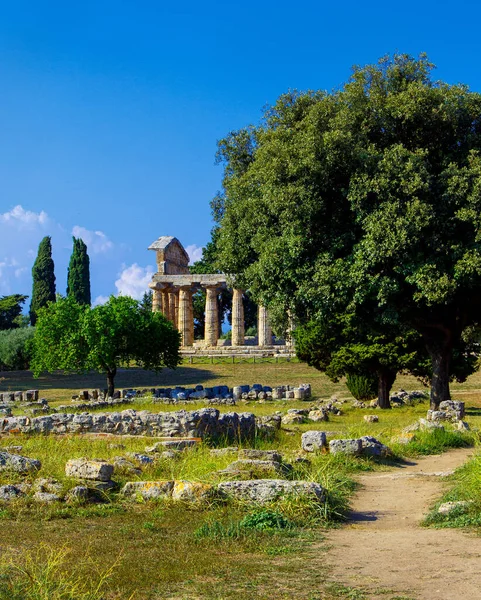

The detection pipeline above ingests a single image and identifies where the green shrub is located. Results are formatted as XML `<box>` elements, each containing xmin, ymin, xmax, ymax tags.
<box><xmin>345</xmin><ymin>373</ymin><xmax>378</xmax><ymax>401</ymax></box>
<box><xmin>0</xmin><ymin>327</ymin><xmax>35</xmax><ymax>370</ymax></box>
<box><xmin>239</xmin><ymin>509</ymin><xmax>292</xmax><ymax>531</ymax></box>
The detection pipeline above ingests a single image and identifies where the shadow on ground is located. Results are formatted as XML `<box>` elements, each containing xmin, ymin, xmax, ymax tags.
<box><xmin>0</xmin><ymin>366</ymin><xmax>222</xmax><ymax>392</ymax></box>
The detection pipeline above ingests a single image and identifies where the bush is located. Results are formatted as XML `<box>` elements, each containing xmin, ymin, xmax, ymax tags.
<box><xmin>345</xmin><ymin>373</ymin><xmax>378</xmax><ymax>401</ymax></box>
<box><xmin>239</xmin><ymin>509</ymin><xmax>292</xmax><ymax>531</ymax></box>
<box><xmin>0</xmin><ymin>327</ymin><xmax>35</xmax><ymax>370</ymax></box>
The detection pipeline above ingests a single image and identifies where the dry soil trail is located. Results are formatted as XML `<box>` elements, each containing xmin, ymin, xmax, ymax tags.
<box><xmin>326</xmin><ymin>447</ymin><xmax>481</xmax><ymax>600</ymax></box>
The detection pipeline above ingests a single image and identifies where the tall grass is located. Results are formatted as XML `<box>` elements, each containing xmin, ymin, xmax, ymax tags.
<box><xmin>0</xmin><ymin>544</ymin><xmax>124</xmax><ymax>600</ymax></box>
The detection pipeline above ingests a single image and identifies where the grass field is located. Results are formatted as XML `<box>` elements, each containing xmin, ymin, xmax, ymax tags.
<box><xmin>0</xmin><ymin>361</ymin><xmax>480</xmax><ymax>599</ymax></box>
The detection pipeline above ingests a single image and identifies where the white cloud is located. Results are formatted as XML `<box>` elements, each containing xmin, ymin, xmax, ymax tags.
<box><xmin>93</xmin><ymin>295</ymin><xmax>110</xmax><ymax>306</ymax></box>
<box><xmin>185</xmin><ymin>244</ymin><xmax>203</xmax><ymax>265</ymax></box>
<box><xmin>115</xmin><ymin>263</ymin><xmax>154</xmax><ymax>299</ymax></box>
<box><xmin>0</xmin><ymin>205</ymin><xmax>49</xmax><ymax>228</ymax></box>
<box><xmin>72</xmin><ymin>225</ymin><xmax>113</xmax><ymax>254</ymax></box>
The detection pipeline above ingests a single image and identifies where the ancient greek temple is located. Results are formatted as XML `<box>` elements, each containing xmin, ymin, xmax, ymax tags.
<box><xmin>148</xmin><ymin>236</ymin><xmax>274</xmax><ymax>348</ymax></box>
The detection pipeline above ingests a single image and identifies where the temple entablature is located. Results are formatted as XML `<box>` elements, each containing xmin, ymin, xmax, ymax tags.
<box><xmin>148</xmin><ymin>236</ymin><xmax>276</xmax><ymax>350</ymax></box>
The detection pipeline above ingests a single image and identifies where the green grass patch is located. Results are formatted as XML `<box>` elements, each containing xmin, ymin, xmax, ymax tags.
<box><xmin>401</xmin><ymin>428</ymin><xmax>473</xmax><ymax>456</ymax></box>
<box><xmin>423</xmin><ymin>449</ymin><xmax>481</xmax><ymax>528</ymax></box>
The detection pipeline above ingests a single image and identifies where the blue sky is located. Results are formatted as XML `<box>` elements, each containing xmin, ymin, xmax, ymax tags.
<box><xmin>1</xmin><ymin>0</ymin><xmax>480</xmax><ymax>305</ymax></box>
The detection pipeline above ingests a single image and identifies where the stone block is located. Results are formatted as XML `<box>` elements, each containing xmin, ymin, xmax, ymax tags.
<box><xmin>121</xmin><ymin>480</ymin><xmax>174</xmax><ymax>500</ymax></box>
<box><xmin>0</xmin><ymin>451</ymin><xmax>41</xmax><ymax>473</ymax></box>
<box><xmin>237</xmin><ymin>449</ymin><xmax>282</xmax><ymax>463</ymax></box>
<box><xmin>293</xmin><ymin>388</ymin><xmax>306</xmax><ymax>400</ymax></box>
<box><xmin>217</xmin><ymin>479</ymin><xmax>324</xmax><ymax>504</ymax></box>
<box><xmin>438</xmin><ymin>500</ymin><xmax>471</xmax><ymax>514</ymax></box>
<box><xmin>308</xmin><ymin>410</ymin><xmax>328</xmax><ymax>422</ymax></box>
<box><xmin>172</xmin><ymin>480</ymin><xmax>214</xmax><ymax>502</ymax></box>
<box><xmin>364</xmin><ymin>415</ymin><xmax>379</xmax><ymax>423</ymax></box>
<box><xmin>0</xmin><ymin>484</ymin><xmax>26</xmax><ymax>501</ymax></box>
<box><xmin>145</xmin><ymin>439</ymin><xmax>198</xmax><ymax>452</ymax></box>
<box><xmin>301</xmin><ymin>431</ymin><xmax>327</xmax><ymax>452</ymax></box>
<box><xmin>360</xmin><ymin>436</ymin><xmax>391</xmax><ymax>457</ymax></box>
<box><xmin>329</xmin><ymin>439</ymin><xmax>362</xmax><ymax>456</ymax></box>
<box><xmin>281</xmin><ymin>413</ymin><xmax>306</xmax><ymax>425</ymax></box>
<box><xmin>225</xmin><ymin>459</ymin><xmax>285</xmax><ymax>478</ymax></box>
<box><xmin>33</xmin><ymin>492</ymin><xmax>61</xmax><ymax>503</ymax></box>
<box><xmin>65</xmin><ymin>458</ymin><xmax>114</xmax><ymax>481</ymax></box>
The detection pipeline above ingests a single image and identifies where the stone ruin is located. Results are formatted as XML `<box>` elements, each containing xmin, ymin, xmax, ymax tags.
<box><xmin>147</xmin><ymin>236</ymin><xmax>294</xmax><ymax>351</ymax></box>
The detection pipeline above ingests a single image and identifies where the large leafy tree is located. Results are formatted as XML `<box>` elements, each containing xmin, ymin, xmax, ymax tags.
<box><xmin>67</xmin><ymin>237</ymin><xmax>91</xmax><ymax>305</ymax></box>
<box><xmin>31</xmin><ymin>295</ymin><xmax>182</xmax><ymax>395</ymax></box>
<box><xmin>0</xmin><ymin>294</ymin><xmax>28</xmax><ymax>330</ymax></box>
<box><xmin>214</xmin><ymin>54</ymin><xmax>481</xmax><ymax>408</ymax></box>
<box><xmin>30</xmin><ymin>236</ymin><xmax>56</xmax><ymax>325</ymax></box>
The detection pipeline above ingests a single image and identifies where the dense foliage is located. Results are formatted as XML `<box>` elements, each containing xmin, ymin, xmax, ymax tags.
<box><xmin>66</xmin><ymin>237</ymin><xmax>91</xmax><ymax>305</ymax></box>
<box><xmin>31</xmin><ymin>295</ymin><xmax>182</xmax><ymax>395</ymax></box>
<box><xmin>0</xmin><ymin>294</ymin><xmax>28</xmax><ymax>330</ymax></box>
<box><xmin>0</xmin><ymin>327</ymin><xmax>35</xmax><ymax>370</ymax></box>
<box><xmin>30</xmin><ymin>236</ymin><xmax>56</xmax><ymax>326</ymax></box>
<box><xmin>214</xmin><ymin>54</ymin><xmax>481</xmax><ymax>407</ymax></box>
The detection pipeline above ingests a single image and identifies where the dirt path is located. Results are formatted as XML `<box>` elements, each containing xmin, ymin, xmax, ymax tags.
<box><xmin>326</xmin><ymin>447</ymin><xmax>481</xmax><ymax>600</ymax></box>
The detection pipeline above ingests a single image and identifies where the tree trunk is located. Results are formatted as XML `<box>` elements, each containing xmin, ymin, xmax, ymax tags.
<box><xmin>377</xmin><ymin>370</ymin><xmax>396</xmax><ymax>409</ymax></box>
<box><xmin>106</xmin><ymin>366</ymin><xmax>117</xmax><ymax>398</ymax></box>
<box><xmin>428</xmin><ymin>348</ymin><xmax>452</xmax><ymax>409</ymax></box>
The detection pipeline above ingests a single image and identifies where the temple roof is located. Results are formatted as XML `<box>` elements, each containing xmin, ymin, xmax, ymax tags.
<box><xmin>148</xmin><ymin>235</ymin><xmax>179</xmax><ymax>251</ymax></box>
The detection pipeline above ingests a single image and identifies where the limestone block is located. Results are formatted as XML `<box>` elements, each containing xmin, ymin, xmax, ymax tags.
<box><xmin>360</xmin><ymin>436</ymin><xmax>391</xmax><ymax>457</ymax></box>
<box><xmin>438</xmin><ymin>500</ymin><xmax>471</xmax><ymax>515</ymax></box>
<box><xmin>281</xmin><ymin>413</ymin><xmax>306</xmax><ymax>425</ymax></box>
<box><xmin>329</xmin><ymin>439</ymin><xmax>362</xmax><ymax>456</ymax></box>
<box><xmin>121</xmin><ymin>480</ymin><xmax>174</xmax><ymax>500</ymax></box>
<box><xmin>113</xmin><ymin>457</ymin><xmax>142</xmax><ymax>476</ymax></box>
<box><xmin>308</xmin><ymin>410</ymin><xmax>329</xmax><ymax>422</ymax></box>
<box><xmin>33</xmin><ymin>478</ymin><xmax>63</xmax><ymax>495</ymax></box>
<box><xmin>272</xmin><ymin>388</ymin><xmax>284</xmax><ymax>400</ymax></box>
<box><xmin>301</xmin><ymin>431</ymin><xmax>327</xmax><ymax>452</ymax></box>
<box><xmin>0</xmin><ymin>484</ymin><xmax>26</xmax><ymax>501</ymax></box>
<box><xmin>364</xmin><ymin>415</ymin><xmax>379</xmax><ymax>423</ymax></box>
<box><xmin>419</xmin><ymin>418</ymin><xmax>444</xmax><ymax>431</ymax></box>
<box><xmin>65</xmin><ymin>458</ymin><xmax>114</xmax><ymax>481</ymax></box>
<box><xmin>238</xmin><ymin>449</ymin><xmax>282</xmax><ymax>463</ymax></box>
<box><xmin>33</xmin><ymin>492</ymin><xmax>61</xmax><ymax>503</ymax></box>
<box><xmin>0</xmin><ymin>451</ymin><xmax>41</xmax><ymax>473</ymax></box>
<box><xmin>217</xmin><ymin>479</ymin><xmax>324</xmax><ymax>504</ymax></box>
<box><xmin>209</xmin><ymin>447</ymin><xmax>239</xmax><ymax>456</ymax></box>
<box><xmin>225</xmin><ymin>459</ymin><xmax>285</xmax><ymax>478</ymax></box>
<box><xmin>172</xmin><ymin>480</ymin><xmax>215</xmax><ymax>502</ymax></box>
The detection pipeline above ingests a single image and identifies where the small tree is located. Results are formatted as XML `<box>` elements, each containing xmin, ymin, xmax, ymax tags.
<box><xmin>67</xmin><ymin>237</ymin><xmax>91</xmax><ymax>305</ymax></box>
<box><xmin>30</xmin><ymin>236</ymin><xmax>56</xmax><ymax>325</ymax></box>
<box><xmin>31</xmin><ymin>295</ymin><xmax>182</xmax><ymax>395</ymax></box>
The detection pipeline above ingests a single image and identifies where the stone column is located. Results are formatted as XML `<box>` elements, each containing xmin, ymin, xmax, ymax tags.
<box><xmin>174</xmin><ymin>291</ymin><xmax>180</xmax><ymax>329</ymax></box>
<box><xmin>168</xmin><ymin>290</ymin><xmax>177</xmax><ymax>326</ymax></box>
<box><xmin>204</xmin><ymin>287</ymin><xmax>219</xmax><ymax>347</ymax></box>
<box><xmin>231</xmin><ymin>288</ymin><xmax>245</xmax><ymax>346</ymax></box>
<box><xmin>161</xmin><ymin>288</ymin><xmax>170</xmax><ymax>318</ymax></box>
<box><xmin>152</xmin><ymin>289</ymin><xmax>162</xmax><ymax>313</ymax></box>
<box><xmin>286</xmin><ymin>309</ymin><xmax>295</xmax><ymax>347</ymax></box>
<box><xmin>178</xmin><ymin>287</ymin><xmax>194</xmax><ymax>346</ymax></box>
<box><xmin>258</xmin><ymin>304</ymin><xmax>273</xmax><ymax>347</ymax></box>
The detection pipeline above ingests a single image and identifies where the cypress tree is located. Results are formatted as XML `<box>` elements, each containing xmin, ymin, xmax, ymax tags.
<box><xmin>67</xmin><ymin>237</ymin><xmax>91</xmax><ymax>305</ymax></box>
<box><xmin>30</xmin><ymin>236</ymin><xmax>56</xmax><ymax>325</ymax></box>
